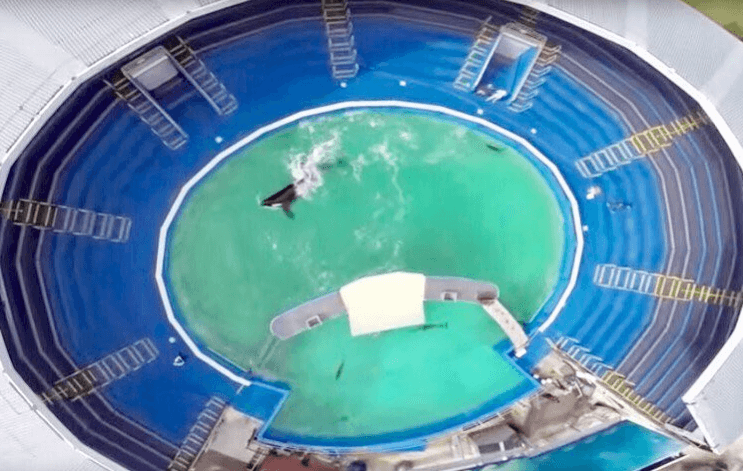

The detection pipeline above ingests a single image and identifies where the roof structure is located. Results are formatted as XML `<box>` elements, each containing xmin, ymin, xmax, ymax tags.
<box><xmin>684</xmin><ymin>316</ymin><xmax>743</xmax><ymax>452</ymax></box>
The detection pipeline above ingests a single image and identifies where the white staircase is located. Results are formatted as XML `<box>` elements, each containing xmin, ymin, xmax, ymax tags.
<box><xmin>52</xmin><ymin>205</ymin><xmax>133</xmax><ymax>243</ymax></box>
<box><xmin>167</xmin><ymin>38</ymin><xmax>238</xmax><ymax>116</ymax></box>
<box><xmin>594</xmin><ymin>264</ymin><xmax>743</xmax><ymax>308</ymax></box>
<box><xmin>322</xmin><ymin>0</ymin><xmax>359</xmax><ymax>80</ymax></box>
<box><xmin>168</xmin><ymin>397</ymin><xmax>228</xmax><ymax>471</ymax></box>
<box><xmin>508</xmin><ymin>41</ymin><xmax>561</xmax><ymax>112</ymax></box>
<box><xmin>555</xmin><ymin>336</ymin><xmax>610</xmax><ymax>377</ymax></box>
<box><xmin>593</xmin><ymin>264</ymin><xmax>659</xmax><ymax>295</ymax></box>
<box><xmin>575</xmin><ymin>140</ymin><xmax>641</xmax><ymax>178</ymax></box>
<box><xmin>575</xmin><ymin>110</ymin><xmax>710</xmax><ymax>178</ymax></box>
<box><xmin>42</xmin><ymin>338</ymin><xmax>159</xmax><ymax>403</ymax></box>
<box><xmin>1</xmin><ymin>199</ymin><xmax>133</xmax><ymax>243</ymax></box>
<box><xmin>454</xmin><ymin>17</ymin><xmax>500</xmax><ymax>92</ymax></box>
<box><xmin>107</xmin><ymin>73</ymin><xmax>188</xmax><ymax>150</ymax></box>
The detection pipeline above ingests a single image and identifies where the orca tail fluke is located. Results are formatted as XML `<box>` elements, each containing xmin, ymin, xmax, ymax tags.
<box><xmin>281</xmin><ymin>200</ymin><xmax>295</xmax><ymax>218</ymax></box>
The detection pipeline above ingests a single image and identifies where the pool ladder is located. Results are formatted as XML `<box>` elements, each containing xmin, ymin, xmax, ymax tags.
<box><xmin>167</xmin><ymin>37</ymin><xmax>238</xmax><ymax>116</ymax></box>
<box><xmin>454</xmin><ymin>17</ymin><xmax>500</xmax><ymax>92</ymax></box>
<box><xmin>519</xmin><ymin>6</ymin><xmax>540</xmax><ymax>28</ymax></box>
<box><xmin>168</xmin><ymin>397</ymin><xmax>228</xmax><ymax>471</ymax></box>
<box><xmin>107</xmin><ymin>72</ymin><xmax>188</xmax><ymax>150</ymax></box>
<box><xmin>41</xmin><ymin>338</ymin><xmax>158</xmax><ymax>404</ymax></box>
<box><xmin>0</xmin><ymin>199</ymin><xmax>132</xmax><ymax>243</ymax></box>
<box><xmin>322</xmin><ymin>0</ymin><xmax>359</xmax><ymax>80</ymax></box>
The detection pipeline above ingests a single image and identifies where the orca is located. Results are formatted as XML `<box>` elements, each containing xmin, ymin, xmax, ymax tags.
<box><xmin>318</xmin><ymin>158</ymin><xmax>347</xmax><ymax>171</ymax></box>
<box><xmin>261</xmin><ymin>156</ymin><xmax>347</xmax><ymax>219</ymax></box>
<box><xmin>261</xmin><ymin>183</ymin><xmax>298</xmax><ymax>219</ymax></box>
<box><xmin>419</xmin><ymin>322</ymin><xmax>448</xmax><ymax>331</ymax></box>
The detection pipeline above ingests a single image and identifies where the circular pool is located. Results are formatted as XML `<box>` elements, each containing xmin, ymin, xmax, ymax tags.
<box><xmin>162</xmin><ymin>104</ymin><xmax>573</xmax><ymax>441</ymax></box>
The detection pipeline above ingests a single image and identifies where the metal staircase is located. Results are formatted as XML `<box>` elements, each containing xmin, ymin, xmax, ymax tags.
<box><xmin>107</xmin><ymin>72</ymin><xmax>188</xmax><ymax>150</ymax></box>
<box><xmin>454</xmin><ymin>17</ymin><xmax>500</xmax><ymax>92</ymax></box>
<box><xmin>322</xmin><ymin>0</ymin><xmax>359</xmax><ymax>80</ymax></box>
<box><xmin>167</xmin><ymin>38</ymin><xmax>238</xmax><ymax>116</ymax></box>
<box><xmin>1</xmin><ymin>198</ymin><xmax>57</xmax><ymax>228</ymax></box>
<box><xmin>1</xmin><ymin>199</ymin><xmax>132</xmax><ymax>243</ymax></box>
<box><xmin>554</xmin><ymin>337</ymin><xmax>674</xmax><ymax>426</ymax></box>
<box><xmin>519</xmin><ymin>6</ymin><xmax>540</xmax><ymax>28</ymax></box>
<box><xmin>508</xmin><ymin>41</ymin><xmax>561</xmax><ymax>112</ymax></box>
<box><xmin>168</xmin><ymin>397</ymin><xmax>228</xmax><ymax>471</ymax></box>
<box><xmin>555</xmin><ymin>336</ymin><xmax>610</xmax><ymax>378</ymax></box>
<box><xmin>42</xmin><ymin>338</ymin><xmax>159</xmax><ymax>404</ymax></box>
<box><xmin>602</xmin><ymin>371</ymin><xmax>671</xmax><ymax>423</ymax></box>
<box><xmin>594</xmin><ymin>263</ymin><xmax>743</xmax><ymax>308</ymax></box>
<box><xmin>576</xmin><ymin>110</ymin><xmax>710</xmax><ymax>177</ymax></box>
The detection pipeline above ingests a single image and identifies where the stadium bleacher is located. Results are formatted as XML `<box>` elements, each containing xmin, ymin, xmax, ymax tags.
<box><xmin>0</xmin><ymin>0</ymin><xmax>742</xmax><ymax>469</ymax></box>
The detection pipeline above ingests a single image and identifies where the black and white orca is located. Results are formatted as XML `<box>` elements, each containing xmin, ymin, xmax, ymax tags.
<box><xmin>261</xmin><ymin>157</ymin><xmax>346</xmax><ymax>219</ymax></box>
<box><xmin>261</xmin><ymin>183</ymin><xmax>299</xmax><ymax>219</ymax></box>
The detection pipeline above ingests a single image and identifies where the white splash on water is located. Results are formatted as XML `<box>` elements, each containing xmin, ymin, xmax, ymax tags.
<box><xmin>371</xmin><ymin>142</ymin><xmax>406</xmax><ymax>208</ymax></box>
<box><xmin>392</xmin><ymin>240</ymin><xmax>402</xmax><ymax>258</ymax></box>
<box><xmin>287</xmin><ymin>134</ymin><xmax>341</xmax><ymax>198</ymax></box>
<box><xmin>368</xmin><ymin>116</ymin><xmax>384</xmax><ymax>128</ymax></box>
<box><xmin>351</xmin><ymin>153</ymin><xmax>367</xmax><ymax>182</ymax></box>
<box><xmin>353</xmin><ymin>227</ymin><xmax>366</xmax><ymax>243</ymax></box>
<box><xmin>399</xmin><ymin>128</ymin><xmax>419</xmax><ymax>150</ymax></box>
<box><xmin>298</xmin><ymin>115</ymin><xmax>329</xmax><ymax>133</ymax></box>
<box><xmin>343</xmin><ymin>109</ymin><xmax>363</xmax><ymax>123</ymax></box>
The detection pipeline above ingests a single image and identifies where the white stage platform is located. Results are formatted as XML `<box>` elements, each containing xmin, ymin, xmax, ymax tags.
<box><xmin>340</xmin><ymin>272</ymin><xmax>426</xmax><ymax>337</ymax></box>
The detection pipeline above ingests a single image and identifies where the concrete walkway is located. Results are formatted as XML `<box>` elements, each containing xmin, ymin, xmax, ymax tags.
<box><xmin>480</xmin><ymin>299</ymin><xmax>529</xmax><ymax>357</ymax></box>
<box><xmin>269</xmin><ymin>275</ymin><xmax>528</xmax><ymax>357</ymax></box>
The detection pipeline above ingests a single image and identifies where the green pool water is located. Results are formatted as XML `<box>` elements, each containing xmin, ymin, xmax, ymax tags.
<box><xmin>167</xmin><ymin>109</ymin><xmax>566</xmax><ymax>438</ymax></box>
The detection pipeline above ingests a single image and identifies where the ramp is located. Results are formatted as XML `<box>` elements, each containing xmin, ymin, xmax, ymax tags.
<box><xmin>479</xmin><ymin>299</ymin><xmax>528</xmax><ymax>357</ymax></box>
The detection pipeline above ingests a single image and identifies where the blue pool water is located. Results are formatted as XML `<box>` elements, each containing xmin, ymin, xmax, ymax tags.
<box><xmin>483</xmin><ymin>422</ymin><xmax>685</xmax><ymax>471</ymax></box>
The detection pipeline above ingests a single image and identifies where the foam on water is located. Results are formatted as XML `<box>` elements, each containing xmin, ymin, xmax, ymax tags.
<box><xmin>287</xmin><ymin>133</ymin><xmax>341</xmax><ymax>199</ymax></box>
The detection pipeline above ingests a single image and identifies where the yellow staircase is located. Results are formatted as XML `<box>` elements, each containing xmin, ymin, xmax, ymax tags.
<box><xmin>576</xmin><ymin>110</ymin><xmax>710</xmax><ymax>177</ymax></box>
<box><xmin>601</xmin><ymin>371</ymin><xmax>670</xmax><ymax>423</ymax></box>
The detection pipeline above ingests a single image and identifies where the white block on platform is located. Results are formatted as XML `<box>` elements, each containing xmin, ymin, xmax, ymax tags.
<box><xmin>340</xmin><ymin>272</ymin><xmax>426</xmax><ymax>337</ymax></box>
